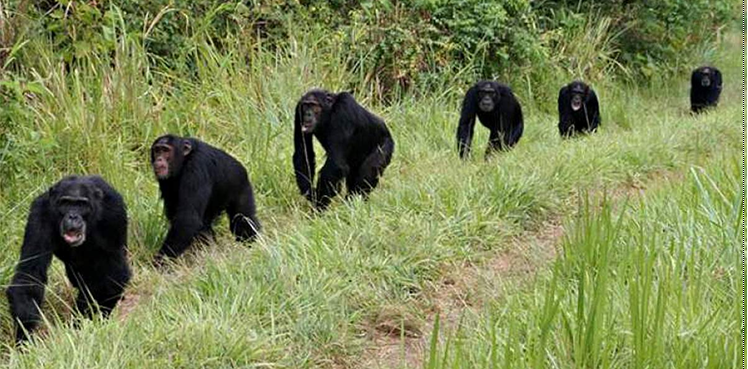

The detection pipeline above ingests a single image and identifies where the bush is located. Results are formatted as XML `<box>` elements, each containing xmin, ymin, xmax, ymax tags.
<box><xmin>535</xmin><ymin>0</ymin><xmax>737</xmax><ymax>75</ymax></box>
<box><xmin>336</xmin><ymin>0</ymin><xmax>546</xmax><ymax>96</ymax></box>
<box><xmin>8</xmin><ymin>0</ymin><xmax>741</xmax><ymax>97</ymax></box>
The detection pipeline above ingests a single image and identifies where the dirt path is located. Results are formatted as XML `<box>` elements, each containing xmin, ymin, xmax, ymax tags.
<box><xmin>358</xmin><ymin>218</ymin><xmax>563</xmax><ymax>369</ymax></box>
<box><xmin>109</xmin><ymin>172</ymin><xmax>681</xmax><ymax>368</ymax></box>
<box><xmin>358</xmin><ymin>172</ymin><xmax>681</xmax><ymax>369</ymax></box>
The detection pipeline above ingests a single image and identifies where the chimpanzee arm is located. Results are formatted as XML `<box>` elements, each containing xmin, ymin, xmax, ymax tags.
<box><xmin>314</xmin><ymin>151</ymin><xmax>349</xmax><ymax>210</ymax></box>
<box><xmin>456</xmin><ymin>87</ymin><xmax>477</xmax><ymax>158</ymax></box>
<box><xmin>6</xmin><ymin>199</ymin><xmax>54</xmax><ymax>343</ymax></box>
<box><xmin>507</xmin><ymin>100</ymin><xmax>524</xmax><ymax>146</ymax></box>
<box><xmin>557</xmin><ymin>86</ymin><xmax>574</xmax><ymax>136</ymax></box>
<box><xmin>587</xmin><ymin>90</ymin><xmax>601</xmax><ymax>130</ymax></box>
<box><xmin>293</xmin><ymin>103</ymin><xmax>316</xmax><ymax>202</ymax></box>
<box><xmin>156</xmin><ymin>182</ymin><xmax>211</xmax><ymax>259</ymax></box>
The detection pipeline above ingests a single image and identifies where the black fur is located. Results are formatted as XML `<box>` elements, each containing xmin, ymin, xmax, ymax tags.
<box><xmin>457</xmin><ymin>80</ymin><xmax>524</xmax><ymax>158</ymax></box>
<box><xmin>6</xmin><ymin>175</ymin><xmax>130</xmax><ymax>343</ymax></box>
<box><xmin>558</xmin><ymin>81</ymin><xmax>601</xmax><ymax>137</ymax></box>
<box><xmin>152</xmin><ymin>135</ymin><xmax>261</xmax><ymax>261</ymax></box>
<box><xmin>293</xmin><ymin>89</ymin><xmax>394</xmax><ymax>210</ymax></box>
<box><xmin>690</xmin><ymin>66</ymin><xmax>722</xmax><ymax>113</ymax></box>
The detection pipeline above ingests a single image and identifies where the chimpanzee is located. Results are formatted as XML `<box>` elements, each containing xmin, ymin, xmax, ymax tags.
<box><xmin>293</xmin><ymin>89</ymin><xmax>394</xmax><ymax>210</ymax></box>
<box><xmin>456</xmin><ymin>81</ymin><xmax>524</xmax><ymax>158</ymax></box>
<box><xmin>690</xmin><ymin>66</ymin><xmax>722</xmax><ymax>113</ymax></box>
<box><xmin>6</xmin><ymin>175</ymin><xmax>131</xmax><ymax>343</ymax></box>
<box><xmin>151</xmin><ymin>134</ymin><xmax>261</xmax><ymax>262</ymax></box>
<box><xmin>558</xmin><ymin>81</ymin><xmax>601</xmax><ymax>137</ymax></box>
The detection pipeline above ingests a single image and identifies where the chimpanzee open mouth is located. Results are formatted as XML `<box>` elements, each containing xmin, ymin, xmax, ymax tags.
<box><xmin>62</xmin><ymin>226</ymin><xmax>86</xmax><ymax>246</ymax></box>
<box><xmin>571</xmin><ymin>99</ymin><xmax>582</xmax><ymax>111</ymax></box>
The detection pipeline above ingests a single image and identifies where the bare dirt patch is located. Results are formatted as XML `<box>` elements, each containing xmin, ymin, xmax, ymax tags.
<box><xmin>116</xmin><ymin>291</ymin><xmax>145</xmax><ymax>321</ymax></box>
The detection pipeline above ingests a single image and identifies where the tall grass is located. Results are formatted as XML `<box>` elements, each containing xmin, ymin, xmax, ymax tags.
<box><xmin>426</xmin><ymin>152</ymin><xmax>742</xmax><ymax>369</ymax></box>
<box><xmin>0</xmin><ymin>13</ymin><xmax>741</xmax><ymax>368</ymax></box>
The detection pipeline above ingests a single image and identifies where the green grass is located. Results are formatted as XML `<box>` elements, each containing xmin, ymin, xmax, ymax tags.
<box><xmin>0</xmin><ymin>22</ymin><xmax>742</xmax><ymax>368</ymax></box>
<box><xmin>426</xmin><ymin>151</ymin><xmax>742</xmax><ymax>369</ymax></box>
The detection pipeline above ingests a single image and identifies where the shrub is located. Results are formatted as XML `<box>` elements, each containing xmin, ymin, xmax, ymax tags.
<box><xmin>8</xmin><ymin>0</ymin><xmax>740</xmax><ymax>97</ymax></box>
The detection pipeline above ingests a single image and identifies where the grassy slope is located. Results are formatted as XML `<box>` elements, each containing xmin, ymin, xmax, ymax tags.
<box><xmin>0</xmin><ymin>26</ymin><xmax>741</xmax><ymax>368</ymax></box>
<box><xmin>426</xmin><ymin>150</ymin><xmax>743</xmax><ymax>368</ymax></box>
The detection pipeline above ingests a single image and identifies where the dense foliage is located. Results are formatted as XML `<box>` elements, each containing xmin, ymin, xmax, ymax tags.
<box><xmin>1</xmin><ymin>0</ymin><xmax>738</xmax><ymax>93</ymax></box>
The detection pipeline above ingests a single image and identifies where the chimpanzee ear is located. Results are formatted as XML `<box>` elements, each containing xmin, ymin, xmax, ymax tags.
<box><xmin>93</xmin><ymin>187</ymin><xmax>104</xmax><ymax>200</ymax></box>
<box><xmin>326</xmin><ymin>93</ymin><xmax>337</xmax><ymax>105</ymax></box>
<box><xmin>182</xmin><ymin>140</ymin><xmax>192</xmax><ymax>156</ymax></box>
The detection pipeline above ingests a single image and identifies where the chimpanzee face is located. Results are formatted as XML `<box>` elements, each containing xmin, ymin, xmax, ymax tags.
<box><xmin>699</xmin><ymin>67</ymin><xmax>713</xmax><ymax>87</ymax></box>
<box><xmin>50</xmin><ymin>178</ymin><xmax>103</xmax><ymax>247</ymax></box>
<box><xmin>569</xmin><ymin>83</ymin><xmax>588</xmax><ymax>111</ymax></box>
<box><xmin>570</xmin><ymin>93</ymin><xmax>583</xmax><ymax>111</ymax></box>
<box><xmin>151</xmin><ymin>136</ymin><xmax>192</xmax><ymax>180</ymax></box>
<box><xmin>298</xmin><ymin>90</ymin><xmax>335</xmax><ymax>134</ymax></box>
<box><xmin>477</xmin><ymin>84</ymin><xmax>498</xmax><ymax>112</ymax></box>
<box><xmin>300</xmin><ymin>97</ymin><xmax>323</xmax><ymax>133</ymax></box>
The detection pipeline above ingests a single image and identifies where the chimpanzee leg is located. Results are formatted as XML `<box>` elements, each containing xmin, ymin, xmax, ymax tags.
<box><xmin>315</xmin><ymin>158</ymin><xmax>349</xmax><ymax>209</ymax></box>
<box><xmin>227</xmin><ymin>184</ymin><xmax>261</xmax><ymax>242</ymax></box>
<box><xmin>485</xmin><ymin>129</ymin><xmax>504</xmax><ymax>157</ymax></box>
<box><xmin>71</xmin><ymin>259</ymin><xmax>130</xmax><ymax>319</ymax></box>
<box><xmin>349</xmin><ymin>138</ymin><xmax>394</xmax><ymax>197</ymax></box>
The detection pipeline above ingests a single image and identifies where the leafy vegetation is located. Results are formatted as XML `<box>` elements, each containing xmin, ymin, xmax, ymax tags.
<box><xmin>0</xmin><ymin>1</ymin><xmax>742</xmax><ymax>367</ymax></box>
<box><xmin>1</xmin><ymin>0</ymin><xmax>739</xmax><ymax>95</ymax></box>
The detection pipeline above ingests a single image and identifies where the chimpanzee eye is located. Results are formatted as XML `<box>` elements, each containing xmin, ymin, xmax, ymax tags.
<box><xmin>57</xmin><ymin>196</ymin><xmax>90</xmax><ymax>207</ymax></box>
<box><xmin>154</xmin><ymin>146</ymin><xmax>171</xmax><ymax>154</ymax></box>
